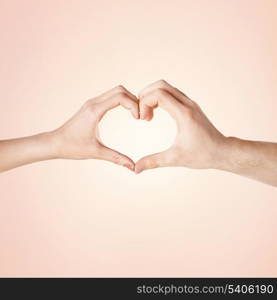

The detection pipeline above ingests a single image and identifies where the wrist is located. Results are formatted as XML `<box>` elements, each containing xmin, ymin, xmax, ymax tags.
<box><xmin>214</xmin><ymin>136</ymin><xmax>248</xmax><ymax>172</ymax></box>
<box><xmin>39</xmin><ymin>131</ymin><xmax>61</xmax><ymax>160</ymax></box>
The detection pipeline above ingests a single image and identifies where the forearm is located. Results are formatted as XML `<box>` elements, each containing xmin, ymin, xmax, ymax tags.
<box><xmin>0</xmin><ymin>132</ymin><xmax>57</xmax><ymax>172</ymax></box>
<box><xmin>217</xmin><ymin>137</ymin><xmax>277</xmax><ymax>186</ymax></box>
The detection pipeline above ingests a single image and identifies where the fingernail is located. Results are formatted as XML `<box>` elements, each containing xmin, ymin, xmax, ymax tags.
<box><xmin>124</xmin><ymin>163</ymin><xmax>134</xmax><ymax>171</ymax></box>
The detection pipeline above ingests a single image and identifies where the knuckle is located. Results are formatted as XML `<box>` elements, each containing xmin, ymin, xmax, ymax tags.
<box><xmin>154</xmin><ymin>88</ymin><xmax>168</xmax><ymax>101</ymax></box>
<box><xmin>117</xmin><ymin>91</ymin><xmax>129</xmax><ymax>100</ymax></box>
<box><xmin>155</xmin><ymin>79</ymin><xmax>168</xmax><ymax>87</ymax></box>
<box><xmin>83</xmin><ymin>101</ymin><xmax>99</xmax><ymax>116</ymax></box>
<box><xmin>190</xmin><ymin>100</ymin><xmax>199</xmax><ymax>109</ymax></box>
<box><xmin>83</xmin><ymin>99</ymin><xmax>94</xmax><ymax>110</ymax></box>
<box><xmin>83</xmin><ymin>99</ymin><xmax>93</xmax><ymax>108</ymax></box>
<box><xmin>115</xmin><ymin>85</ymin><xmax>126</xmax><ymax>93</ymax></box>
<box><xmin>183</xmin><ymin>107</ymin><xmax>194</xmax><ymax>119</ymax></box>
<box><xmin>113</xmin><ymin>154</ymin><xmax>124</xmax><ymax>165</ymax></box>
<box><xmin>155</xmin><ymin>87</ymin><xmax>166</xmax><ymax>96</ymax></box>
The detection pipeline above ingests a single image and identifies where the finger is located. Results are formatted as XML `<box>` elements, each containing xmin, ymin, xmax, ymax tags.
<box><xmin>98</xmin><ymin>85</ymin><xmax>138</xmax><ymax>103</ymax></box>
<box><xmin>98</xmin><ymin>92</ymin><xmax>139</xmax><ymax>120</ymax></box>
<box><xmin>99</xmin><ymin>145</ymin><xmax>135</xmax><ymax>171</ymax></box>
<box><xmin>139</xmin><ymin>80</ymin><xmax>193</xmax><ymax>106</ymax></box>
<box><xmin>135</xmin><ymin>151</ymin><xmax>170</xmax><ymax>174</ymax></box>
<box><xmin>139</xmin><ymin>88</ymin><xmax>186</xmax><ymax>124</ymax></box>
<box><xmin>139</xmin><ymin>104</ymin><xmax>154</xmax><ymax>121</ymax></box>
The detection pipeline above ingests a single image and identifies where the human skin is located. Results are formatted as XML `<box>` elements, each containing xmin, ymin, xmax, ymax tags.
<box><xmin>0</xmin><ymin>86</ymin><xmax>139</xmax><ymax>173</ymax></box>
<box><xmin>135</xmin><ymin>80</ymin><xmax>277</xmax><ymax>187</ymax></box>
<box><xmin>0</xmin><ymin>81</ymin><xmax>277</xmax><ymax>187</ymax></box>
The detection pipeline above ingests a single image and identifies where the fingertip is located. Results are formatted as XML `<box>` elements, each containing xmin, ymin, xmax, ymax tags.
<box><xmin>132</xmin><ymin>111</ymin><xmax>139</xmax><ymax>119</ymax></box>
<box><xmin>145</xmin><ymin>114</ymin><xmax>153</xmax><ymax>121</ymax></box>
<box><xmin>139</xmin><ymin>113</ymin><xmax>146</xmax><ymax>120</ymax></box>
<box><xmin>101</xmin><ymin>146</ymin><xmax>135</xmax><ymax>171</ymax></box>
<box><xmin>124</xmin><ymin>163</ymin><xmax>135</xmax><ymax>172</ymax></box>
<box><xmin>134</xmin><ymin>165</ymin><xmax>143</xmax><ymax>174</ymax></box>
<box><xmin>140</xmin><ymin>105</ymin><xmax>154</xmax><ymax>121</ymax></box>
<box><xmin>140</xmin><ymin>110</ymin><xmax>151</xmax><ymax>121</ymax></box>
<box><xmin>134</xmin><ymin>160</ymin><xmax>146</xmax><ymax>174</ymax></box>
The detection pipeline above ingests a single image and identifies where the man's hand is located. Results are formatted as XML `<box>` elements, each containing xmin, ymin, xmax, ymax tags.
<box><xmin>135</xmin><ymin>80</ymin><xmax>227</xmax><ymax>173</ymax></box>
<box><xmin>135</xmin><ymin>80</ymin><xmax>277</xmax><ymax>187</ymax></box>
<box><xmin>51</xmin><ymin>85</ymin><xmax>139</xmax><ymax>171</ymax></box>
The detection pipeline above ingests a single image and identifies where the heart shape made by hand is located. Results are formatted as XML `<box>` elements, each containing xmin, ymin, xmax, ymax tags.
<box><xmin>99</xmin><ymin>106</ymin><xmax>176</xmax><ymax>164</ymax></box>
<box><xmin>54</xmin><ymin>80</ymin><xmax>224</xmax><ymax>175</ymax></box>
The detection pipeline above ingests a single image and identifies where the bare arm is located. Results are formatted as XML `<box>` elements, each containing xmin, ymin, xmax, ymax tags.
<box><xmin>0</xmin><ymin>85</ymin><xmax>138</xmax><ymax>173</ymax></box>
<box><xmin>135</xmin><ymin>80</ymin><xmax>277</xmax><ymax>187</ymax></box>
<box><xmin>0</xmin><ymin>133</ymin><xmax>57</xmax><ymax>173</ymax></box>
<box><xmin>218</xmin><ymin>137</ymin><xmax>277</xmax><ymax>186</ymax></box>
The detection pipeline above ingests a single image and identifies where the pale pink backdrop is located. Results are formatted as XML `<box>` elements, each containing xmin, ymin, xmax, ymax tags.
<box><xmin>0</xmin><ymin>0</ymin><xmax>277</xmax><ymax>277</ymax></box>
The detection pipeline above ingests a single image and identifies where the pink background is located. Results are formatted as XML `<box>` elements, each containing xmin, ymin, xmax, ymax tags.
<box><xmin>0</xmin><ymin>0</ymin><xmax>277</xmax><ymax>277</ymax></box>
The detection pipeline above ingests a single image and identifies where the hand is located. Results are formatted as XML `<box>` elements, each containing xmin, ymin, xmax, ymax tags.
<box><xmin>135</xmin><ymin>80</ymin><xmax>227</xmax><ymax>173</ymax></box>
<box><xmin>51</xmin><ymin>85</ymin><xmax>139</xmax><ymax>171</ymax></box>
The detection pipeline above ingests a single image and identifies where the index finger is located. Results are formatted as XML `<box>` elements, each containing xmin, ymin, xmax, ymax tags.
<box><xmin>139</xmin><ymin>88</ymin><xmax>188</xmax><ymax>124</ymax></box>
<box><xmin>139</xmin><ymin>80</ymin><xmax>194</xmax><ymax>107</ymax></box>
<box><xmin>97</xmin><ymin>92</ymin><xmax>139</xmax><ymax>120</ymax></box>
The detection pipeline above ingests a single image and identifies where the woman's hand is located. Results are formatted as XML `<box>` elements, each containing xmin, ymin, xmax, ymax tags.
<box><xmin>51</xmin><ymin>85</ymin><xmax>139</xmax><ymax>171</ymax></box>
<box><xmin>0</xmin><ymin>85</ymin><xmax>139</xmax><ymax>173</ymax></box>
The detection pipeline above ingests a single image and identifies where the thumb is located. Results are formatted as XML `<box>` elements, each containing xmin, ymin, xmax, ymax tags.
<box><xmin>99</xmin><ymin>145</ymin><xmax>135</xmax><ymax>171</ymax></box>
<box><xmin>135</xmin><ymin>151</ymin><xmax>168</xmax><ymax>174</ymax></box>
